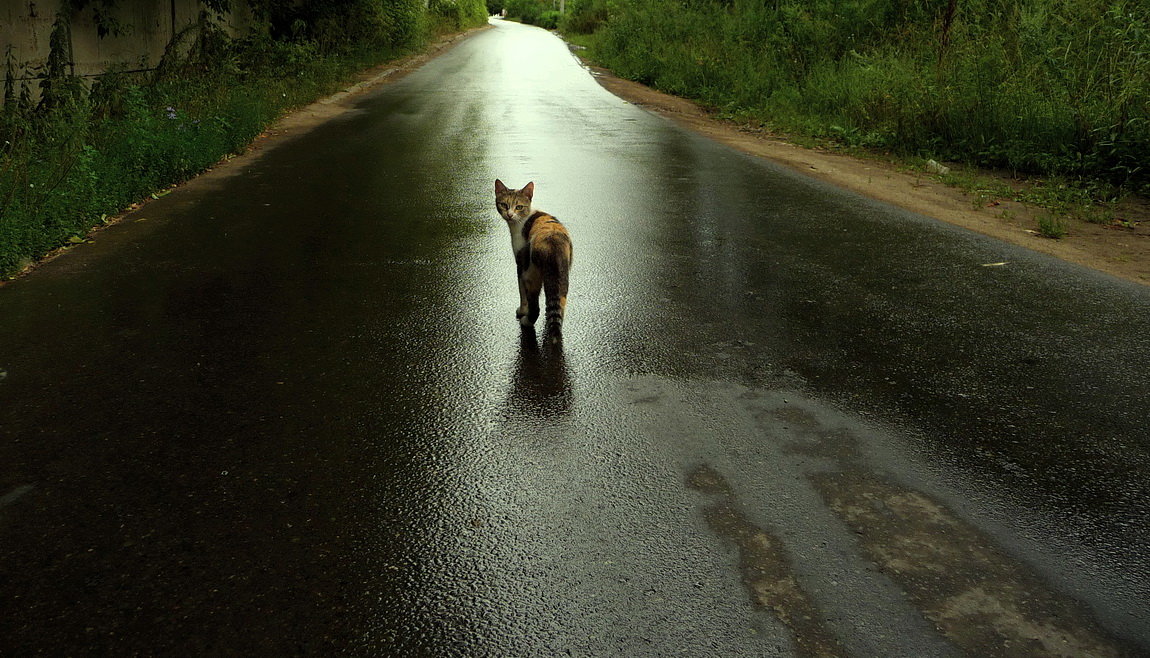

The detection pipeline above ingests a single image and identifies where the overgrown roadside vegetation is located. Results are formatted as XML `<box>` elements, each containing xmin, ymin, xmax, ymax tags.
<box><xmin>499</xmin><ymin>0</ymin><xmax>562</xmax><ymax>29</ymax></box>
<box><xmin>549</xmin><ymin>0</ymin><xmax>1149</xmax><ymax>241</ymax></box>
<box><xmin>0</xmin><ymin>0</ymin><xmax>487</xmax><ymax>278</ymax></box>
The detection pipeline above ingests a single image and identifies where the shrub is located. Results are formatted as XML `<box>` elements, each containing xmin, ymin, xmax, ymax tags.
<box><xmin>504</xmin><ymin>0</ymin><xmax>544</xmax><ymax>25</ymax></box>
<box><xmin>249</xmin><ymin>0</ymin><xmax>428</xmax><ymax>50</ymax></box>
<box><xmin>429</xmin><ymin>0</ymin><xmax>489</xmax><ymax>32</ymax></box>
<box><xmin>1037</xmin><ymin>214</ymin><xmax>1068</xmax><ymax>239</ymax></box>
<box><xmin>537</xmin><ymin>10</ymin><xmax>561</xmax><ymax>30</ymax></box>
<box><xmin>559</xmin><ymin>0</ymin><xmax>608</xmax><ymax>34</ymax></box>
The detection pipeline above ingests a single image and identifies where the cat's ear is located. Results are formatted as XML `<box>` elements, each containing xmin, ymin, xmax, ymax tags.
<box><xmin>522</xmin><ymin>181</ymin><xmax>534</xmax><ymax>200</ymax></box>
<box><xmin>495</xmin><ymin>179</ymin><xmax>508</xmax><ymax>194</ymax></box>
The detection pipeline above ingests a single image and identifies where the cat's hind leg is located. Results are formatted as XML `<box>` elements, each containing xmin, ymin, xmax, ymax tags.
<box><xmin>516</xmin><ymin>276</ymin><xmax>529</xmax><ymax>320</ymax></box>
<box><xmin>521</xmin><ymin>269</ymin><xmax>543</xmax><ymax>327</ymax></box>
<box><xmin>540</xmin><ymin>240</ymin><xmax>571</xmax><ymax>339</ymax></box>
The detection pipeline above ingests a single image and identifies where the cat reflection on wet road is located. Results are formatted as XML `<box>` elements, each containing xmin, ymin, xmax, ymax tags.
<box><xmin>506</xmin><ymin>331</ymin><xmax>572</xmax><ymax>417</ymax></box>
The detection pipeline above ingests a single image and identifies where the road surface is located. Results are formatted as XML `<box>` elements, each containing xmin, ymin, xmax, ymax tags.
<box><xmin>2</xmin><ymin>19</ymin><xmax>1148</xmax><ymax>656</ymax></box>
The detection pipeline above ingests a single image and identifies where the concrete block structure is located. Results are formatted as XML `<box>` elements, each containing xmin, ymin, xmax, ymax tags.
<box><xmin>2</xmin><ymin>0</ymin><xmax>254</xmax><ymax>100</ymax></box>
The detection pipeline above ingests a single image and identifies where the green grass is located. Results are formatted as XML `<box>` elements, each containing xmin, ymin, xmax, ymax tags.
<box><xmin>573</xmin><ymin>0</ymin><xmax>1149</xmax><ymax>193</ymax></box>
<box><xmin>566</xmin><ymin>16</ymin><xmax>1135</xmax><ymax>227</ymax></box>
<box><xmin>2</xmin><ymin>49</ymin><xmax>395</xmax><ymax>276</ymax></box>
<box><xmin>557</xmin><ymin>0</ymin><xmax>1148</xmax><ymax>229</ymax></box>
<box><xmin>935</xmin><ymin>166</ymin><xmax>1127</xmax><ymax>225</ymax></box>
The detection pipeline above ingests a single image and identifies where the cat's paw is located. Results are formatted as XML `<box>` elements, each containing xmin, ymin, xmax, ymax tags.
<box><xmin>516</xmin><ymin>305</ymin><xmax>528</xmax><ymax>319</ymax></box>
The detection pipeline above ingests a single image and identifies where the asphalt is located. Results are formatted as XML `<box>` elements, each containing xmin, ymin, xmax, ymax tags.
<box><xmin>1</xmin><ymin>18</ymin><xmax>1148</xmax><ymax>656</ymax></box>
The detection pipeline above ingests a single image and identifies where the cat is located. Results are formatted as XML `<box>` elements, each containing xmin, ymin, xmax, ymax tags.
<box><xmin>494</xmin><ymin>179</ymin><xmax>573</xmax><ymax>338</ymax></box>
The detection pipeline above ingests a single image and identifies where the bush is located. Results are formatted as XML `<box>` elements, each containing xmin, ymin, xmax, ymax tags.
<box><xmin>504</xmin><ymin>0</ymin><xmax>543</xmax><ymax>25</ymax></box>
<box><xmin>559</xmin><ymin>0</ymin><xmax>608</xmax><ymax>34</ymax></box>
<box><xmin>1</xmin><ymin>43</ymin><xmax>326</xmax><ymax>275</ymax></box>
<box><xmin>537</xmin><ymin>10</ymin><xmax>561</xmax><ymax>29</ymax></box>
<box><xmin>429</xmin><ymin>0</ymin><xmax>489</xmax><ymax>32</ymax></box>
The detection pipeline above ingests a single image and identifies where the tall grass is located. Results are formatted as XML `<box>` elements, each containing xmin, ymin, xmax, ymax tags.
<box><xmin>581</xmin><ymin>0</ymin><xmax>1149</xmax><ymax>190</ymax></box>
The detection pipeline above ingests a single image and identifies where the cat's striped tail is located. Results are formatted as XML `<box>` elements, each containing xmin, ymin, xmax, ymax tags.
<box><xmin>540</xmin><ymin>240</ymin><xmax>572</xmax><ymax>339</ymax></box>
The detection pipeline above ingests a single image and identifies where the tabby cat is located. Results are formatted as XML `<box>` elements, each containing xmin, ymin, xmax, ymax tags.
<box><xmin>494</xmin><ymin>179</ymin><xmax>573</xmax><ymax>337</ymax></box>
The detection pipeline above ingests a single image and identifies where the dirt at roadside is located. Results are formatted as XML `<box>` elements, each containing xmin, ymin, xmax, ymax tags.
<box><xmin>581</xmin><ymin>64</ymin><xmax>1150</xmax><ymax>287</ymax></box>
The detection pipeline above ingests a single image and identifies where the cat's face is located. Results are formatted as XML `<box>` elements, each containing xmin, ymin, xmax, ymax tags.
<box><xmin>495</xmin><ymin>179</ymin><xmax>534</xmax><ymax>224</ymax></box>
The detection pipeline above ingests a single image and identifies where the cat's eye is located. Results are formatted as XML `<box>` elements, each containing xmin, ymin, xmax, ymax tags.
<box><xmin>515</xmin><ymin>205</ymin><xmax>525</xmax><ymax>210</ymax></box>
<box><xmin>498</xmin><ymin>203</ymin><xmax>507</xmax><ymax>209</ymax></box>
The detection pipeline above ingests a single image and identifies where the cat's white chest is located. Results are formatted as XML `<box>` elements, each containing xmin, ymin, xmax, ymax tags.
<box><xmin>508</xmin><ymin>221</ymin><xmax>528</xmax><ymax>253</ymax></box>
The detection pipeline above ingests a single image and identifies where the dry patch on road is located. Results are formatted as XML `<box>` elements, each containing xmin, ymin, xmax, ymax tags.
<box><xmin>689</xmin><ymin>465</ymin><xmax>848</xmax><ymax>658</ymax></box>
<box><xmin>626</xmin><ymin>378</ymin><xmax>1136</xmax><ymax>655</ymax></box>
<box><xmin>750</xmin><ymin>394</ymin><xmax>1129</xmax><ymax>656</ymax></box>
<box><xmin>583</xmin><ymin>65</ymin><xmax>1150</xmax><ymax>286</ymax></box>
<box><xmin>812</xmin><ymin>472</ymin><xmax>1127</xmax><ymax>657</ymax></box>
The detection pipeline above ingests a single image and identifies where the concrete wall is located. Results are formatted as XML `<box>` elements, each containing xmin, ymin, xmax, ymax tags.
<box><xmin>2</xmin><ymin>0</ymin><xmax>254</xmax><ymax>91</ymax></box>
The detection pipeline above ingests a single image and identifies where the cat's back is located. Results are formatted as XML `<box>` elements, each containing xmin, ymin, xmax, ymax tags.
<box><xmin>524</xmin><ymin>210</ymin><xmax>569</xmax><ymax>240</ymax></box>
<box><xmin>524</xmin><ymin>210</ymin><xmax>572</xmax><ymax>262</ymax></box>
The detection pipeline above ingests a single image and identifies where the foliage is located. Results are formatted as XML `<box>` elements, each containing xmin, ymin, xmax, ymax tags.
<box><xmin>429</xmin><ymin>0</ymin><xmax>489</xmax><ymax>32</ymax></box>
<box><xmin>246</xmin><ymin>0</ymin><xmax>429</xmax><ymax>51</ymax></box>
<box><xmin>588</xmin><ymin>0</ymin><xmax>1150</xmax><ymax>190</ymax></box>
<box><xmin>536</xmin><ymin>10</ymin><xmax>561</xmax><ymax>29</ymax></box>
<box><xmin>504</xmin><ymin>0</ymin><xmax>546</xmax><ymax>26</ymax></box>
<box><xmin>558</xmin><ymin>0</ymin><xmax>608</xmax><ymax>35</ymax></box>
<box><xmin>1037</xmin><ymin>214</ymin><xmax>1069</xmax><ymax>239</ymax></box>
<box><xmin>503</xmin><ymin>0</ymin><xmax>559</xmax><ymax>29</ymax></box>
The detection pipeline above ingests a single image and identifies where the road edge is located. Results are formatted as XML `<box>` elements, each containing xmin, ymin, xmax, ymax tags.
<box><xmin>570</xmin><ymin>48</ymin><xmax>1149</xmax><ymax>287</ymax></box>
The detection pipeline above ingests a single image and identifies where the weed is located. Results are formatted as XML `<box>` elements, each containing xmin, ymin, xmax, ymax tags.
<box><xmin>1037</xmin><ymin>214</ymin><xmax>1069</xmax><ymax>239</ymax></box>
<box><xmin>559</xmin><ymin>0</ymin><xmax>609</xmax><ymax>35</ymax></box>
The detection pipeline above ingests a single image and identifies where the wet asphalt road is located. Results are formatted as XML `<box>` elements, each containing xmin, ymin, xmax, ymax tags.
<box><xmin>2</xmin><ymin>19</ymin><xmax>1149</xmax><ymax>656</ymax></box>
